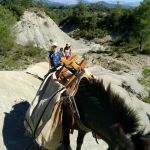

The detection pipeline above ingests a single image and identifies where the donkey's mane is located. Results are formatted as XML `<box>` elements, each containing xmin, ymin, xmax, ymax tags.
<box><xmin>82</xmin><ymin>77</ymin><xmax>139</xmax><ymax>134</ymax></box>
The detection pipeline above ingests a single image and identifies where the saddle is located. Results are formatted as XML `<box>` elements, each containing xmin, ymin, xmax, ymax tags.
<box><xmin>56</xmin><ymin>56</ymin><xmax>92</xmax><ymax>132</ymax></box>
<box><xmin>56</xmin><ymin>56</ymin><xmax>88</xmax><ymax>94</ymax></box>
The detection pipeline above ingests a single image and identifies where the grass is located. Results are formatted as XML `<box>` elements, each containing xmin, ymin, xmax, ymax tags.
<box><xmin>138</xmin><ymin>79</ymin><xmax>150</xmax><ymax>88</ymax></box>
<box><xmin>0</xmin><ymin>56</ymin><xmax>20</xmax><ymax>70</ymax></box>
<box><xmin>0</xmin><ymin>44</ymin><xmax>47</xmax><ymax>70</ymax></box>
<box><xmin>143</xmin><ymin>97</ymin><xmax>150</xmax><ymax>103</ymax></box>
<box><xmin>138</xmin><ymin>67</ymin><xmax>150</xmax><ymax>103</ymax></box>
<box><xmin>143</xmin><ymin>67</ymin><xmax>150</xmax><ymax>78</ymax></box>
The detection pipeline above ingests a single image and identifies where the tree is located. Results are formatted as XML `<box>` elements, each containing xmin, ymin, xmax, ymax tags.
<box><xmin>109</xmin><ymin>4</ymin><xmax>124</xmax><ymax>33</ymax></box>
<box><xmin>0</xmin><ymin>20</ymin><xmax>14</xmax><ymax>55</ymax></box>
<box><xmin>0</xmin><ymin>0</ymin><xmax>35</xmax><ymax>19</ymax></box>
<box><xmin>73</xmin><ymin>2</ymin><xmax>88</xmax><ymax>20</ymax></box>
<box><xmin>133</xmin><ymin>0</ymin><xmax>150</xmax><ymax>51</ymax></box>
<box><xmin>0</xmin><ymin>7</ymin><xmax>16</xmax><ymax>55</ymax></box>
<box><xmin>0</xmin><ymin>6</ymin><xmax>16</xmax><ymax>28</ymax></box>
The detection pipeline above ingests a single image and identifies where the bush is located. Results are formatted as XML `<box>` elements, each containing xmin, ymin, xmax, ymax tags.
<box><xmin>24</xmin><ymin>46</ymin><xmax>42</xmax><ymax>57</ymax></box>
<box><xmin>0</xmin><ymin>44</ymin><xmax>47</xmax><ymax>70</ymax></box>
<box><xmin>143</xmin><ymin>97</ymin><xmax>150</xmax><ymax>104</ymax></box>
<box><xmin>73</xmin><ymin>28</ymin><xmax>107</xmax><ymax>40</ymax></box>
<box><xmin>0</xmin><ymin>20</ymin><xmax>14</xmax><ymax>56</ymax></box>
<box><xmin>143</xmin><ymin>67</ymin><xmax>150</xmax><ymax>78</ymax></box>
<box><xmin>0</xmin><ymin>6</ymin><xmax>16</xmax><ymax>27</ymax></box>
<box><xmin>140</xmin><ymin>48</ymin><xmax>150</xmax><ymax>55</ymax></box>
<box><xmin>0</xmin><ymin>0</ymin><xmax>35</xmax><ymax>20</ymax></box>
<box><xmin>1</xmin><ymin>56</ymin><xmax>20</xmax><ymax>70</ymax></box>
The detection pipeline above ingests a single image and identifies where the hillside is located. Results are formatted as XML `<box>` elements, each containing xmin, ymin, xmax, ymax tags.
<box><xmin>13</xmin><ymin>10</ymin><xmax>88</xmax><ymax>51</ymax></box>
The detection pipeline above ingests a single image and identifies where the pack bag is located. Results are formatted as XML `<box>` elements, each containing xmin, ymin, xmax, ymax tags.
<box><xmin>24</xmin><ymin>72</ymin><xmax>65</xmax><ymax>150</ymax></box>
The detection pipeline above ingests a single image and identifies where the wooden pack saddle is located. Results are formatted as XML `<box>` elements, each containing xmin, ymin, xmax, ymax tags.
<box><xmin>55</xmin><ymin>55</ymin><xmax>92</xmax><ymax>132</ymax></box>
<box><xmin>56</xmin><ymin>56</ymin><xmax>100</xmax><ymax>140</ymax></box>
<box><xmin>56</xmin><ymin>55</ymin><xmax>89</xmax><ymax>96</ymax></box>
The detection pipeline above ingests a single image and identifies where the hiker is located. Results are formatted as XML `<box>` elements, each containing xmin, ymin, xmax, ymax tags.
<box><xmin>48</xmin><ymin>43</ymin><xmax>62</xmax><ymax>72</ymax></box>
<box><xmin>64</xmin><ymin>43</ymin><xmax>72</xmax><ymax>60</ymax></box>
<box><xmin>60</xmin><ymin>47</ymin><xmax>65</xmax><ymax>57</ymax></box>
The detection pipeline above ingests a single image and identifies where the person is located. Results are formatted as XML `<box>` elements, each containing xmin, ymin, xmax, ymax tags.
<box><xmin>64</xmin><ymin>43</ymin><xmax>72</xmax><ymax>60</ymax></box>
<box><xmin>60</xmin><ymin>47</ymin><xmax>65</xmax><ymax>57</ymax></box>
<box><xmin>48</xmin><ymin>43</ymin><xmax>62</xmax><ymax>72</ymax></box>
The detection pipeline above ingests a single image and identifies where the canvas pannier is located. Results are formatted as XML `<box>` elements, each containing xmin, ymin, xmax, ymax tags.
<box><xmin>24</xmin><ymin>72</ymin><xmax>65</xmax><ymax>150</ymax></box>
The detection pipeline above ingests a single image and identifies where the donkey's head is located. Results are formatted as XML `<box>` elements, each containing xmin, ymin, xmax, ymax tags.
<box><xmin>110</xmin><ymin>123</ymin><xmax>135</xmax><ymax>150</ymax></box>
<box><xmin>132</xmin><ymin>132</ymin><xmax>150</xmax><ymax>150</ymax></box>
<box><xmin>110</xmin><ymin>123</ymin><xmax>150</xmax><ymax>150</ymax></box>
<box><xmin>78</xmin><ymin>78</ymin><xmax>150</xmax><ymax>150</ymax></box>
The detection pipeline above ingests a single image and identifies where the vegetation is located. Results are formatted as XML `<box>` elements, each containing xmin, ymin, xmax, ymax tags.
<box><xmin>0</xmin><ymin>0</ymin><xmax>35</xmax><ymax>20</ymax></box>
<box><xmin>143</xmin><ymin>67</ymin><xmax>150</xmax><ymax>78</ymax></box>
<box><xmin>138</xmin><ymin>67</ymin><xmax>150</xmax><ymax>103</ymax></box>
<box><xmin>0</xmin><ymin>6</ymin><xmax>16</xmax><ymax>56</ymax></box>
<box><xmin>0</xmin><ymin>0</ymin><xmax>48</xmax><ymax>70</ymax></box>
<box><xmin>0</xmin><ymin>44</ymin><xmax>47</xmax><ymax>70</ymax></box>
<box><xmin>143</xmin><ymin>96</ymin><xmax>150</xmax><ymax>104</ymax></box>
<box><xmin>0</xmin><ymin>0</ymin><xmax>150</xmax><ymax>71</ymax></box>
<box><xmin>43</xmin><ymin>0</ymin><xmax>150</xmax><ymax>54</ymax></box>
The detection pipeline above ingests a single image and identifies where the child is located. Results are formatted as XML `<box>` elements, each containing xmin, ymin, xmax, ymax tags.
<box><xmin>64</xmin><ymin>43</ymin><xmax>71</xmax><ymax>60</ymax></box>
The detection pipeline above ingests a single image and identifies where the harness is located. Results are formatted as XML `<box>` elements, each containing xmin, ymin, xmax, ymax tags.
<box><xmin>56</xmin><ymin>56</ymin><xmax>100</xmax><ymax>142</ymax></box>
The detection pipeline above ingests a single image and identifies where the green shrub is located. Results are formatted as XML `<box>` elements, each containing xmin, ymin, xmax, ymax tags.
<box><xmin>0</xmin><ymin>0</ymin><xmax>35</xmax><ymax>20</ymax></box>
<box><xmin>138</xmin><ymin>79</ymin><xmax>150</xmax><ymax>88</ymax></box>
<box><xmin>111</xmin><ymin>64</ymin><xmax>121</xmax><ymax>71</ymax></box>
<box><xmin>24</xmin><ymin>46</ymin><xmax>41</xmax><ymax>57</ymax></box>
<box><xmin>143</xmin><ymin>67</ymin><xmax>150</xmax><ymax>78</ymax></box>
<box><xmin>14</xmin><ymin>48</ymin><xmax>26</xmax><ymax>59</ymax></box>
<box><xmin>0</xmin><ymin>6</ymin><xmax>16</xmax><ymax>27</ymax></box>
<box><xmin>2</xmin><ymin>56</ymin><xmax>19</xmax><ymax>70</ymax></box>
<box><xmin>110</xmin><ymin>63</ymin><xmax>129</xmax><ymax>72</ymax></box>
<box><xmin>143</xmin><ymin>91</ymin><xmax>150</xmax><ymax>104</ymax></box>
<box><xmin>143</xmin><ymin>97</ymin><xmax>150</xmax><ymax>103</ymax></box>
<box><xmin>141</xmin><ymin>48</ymin><xmax>150</xmax><ymax>55</ymax></box>
<box><xmin>0</xmin><ymin>20</ymin><xmax>14</xmax><ymax>56</ymax></box>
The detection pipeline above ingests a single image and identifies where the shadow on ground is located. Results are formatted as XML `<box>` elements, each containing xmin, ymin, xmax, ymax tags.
<box><xmin>2</xmin><ymin>101</ymin><xmax>41</xmax><ymax>150</ymax></box>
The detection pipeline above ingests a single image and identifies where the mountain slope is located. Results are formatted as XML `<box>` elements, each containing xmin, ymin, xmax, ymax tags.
<box><xmin>13</xmin><ymin>10</ymin><xmax>87</xmax><ymax>51</ymax></box>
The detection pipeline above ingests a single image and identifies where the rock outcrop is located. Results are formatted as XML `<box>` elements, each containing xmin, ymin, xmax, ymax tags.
<box><xmin>13</xmin><ymin>11</ymin><xmax>87</xmax><ymax>51</ymax></box>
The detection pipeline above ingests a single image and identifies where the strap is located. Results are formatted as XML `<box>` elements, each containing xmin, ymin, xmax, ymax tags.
<box><xmin>68</xmin><ymin>96</ymin><xmax>91</xmax><ymax>133</ymax></box>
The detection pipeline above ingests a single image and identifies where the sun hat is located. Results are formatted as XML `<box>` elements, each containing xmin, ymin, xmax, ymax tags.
<box><xmin>52</xmin><ymin>43</ymin><xmax>58</xmax><ymax>47</ymax></box>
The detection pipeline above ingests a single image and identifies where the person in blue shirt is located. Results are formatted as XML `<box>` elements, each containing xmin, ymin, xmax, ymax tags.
<box><xmin>48</xmin><ymin>43</ymin><xmax>62</xmax><ymax>71</ymax></box>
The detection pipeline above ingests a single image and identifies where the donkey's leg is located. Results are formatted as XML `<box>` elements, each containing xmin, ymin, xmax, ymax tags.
<box><xmin>63</xmin><ymin>106</ymin><xmax>72</xmax><ymax>150</ymax></box>
<box><xmin>76</xmin><ymin>130</ymin><xmax>86</xmax><ymax>150</ymax></box>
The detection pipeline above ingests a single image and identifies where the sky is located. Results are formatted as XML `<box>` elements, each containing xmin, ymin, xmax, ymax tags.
<box><xmin>48</xmin><ymin>0</ymin><xmax>143</xmax><ymax>5</ymax></box>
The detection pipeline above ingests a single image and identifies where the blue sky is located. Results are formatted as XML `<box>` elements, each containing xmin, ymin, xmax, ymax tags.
<box><xmin>48</xmin><ymin>0</ymin><xmax>143</xmax><ymax>5</ymax></box>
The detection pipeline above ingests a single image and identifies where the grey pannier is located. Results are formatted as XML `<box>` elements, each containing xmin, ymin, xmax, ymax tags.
<box><xmin>24</xmin><ymin>73</ymin><xmax>65</xmax><ymax>150</ymax></box>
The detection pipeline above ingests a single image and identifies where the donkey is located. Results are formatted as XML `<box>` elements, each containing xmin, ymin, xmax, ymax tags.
<box><xmin>62</xmin><ymin>77</ymin><xmax>150</xmax><ymax>150</ymax></box>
